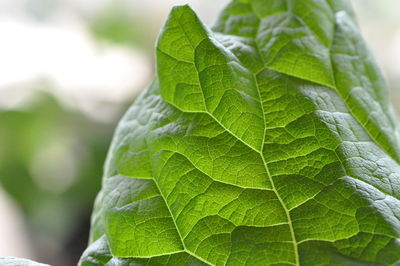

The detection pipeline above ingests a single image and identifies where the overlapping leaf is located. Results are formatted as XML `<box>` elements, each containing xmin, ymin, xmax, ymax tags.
<box><xmin>81</xmin><ymin>0</ymin><xmax>400</xmax><ymax>265</ymax></box>
<box><xmin>0</xmin><ymin>257</ymin><xmax>49</xmax><ymax>266</ymax></box>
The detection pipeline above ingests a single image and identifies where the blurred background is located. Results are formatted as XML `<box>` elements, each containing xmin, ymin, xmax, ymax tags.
<box><xmin>0</xmin><ymin>0</ymin><xmax>399</xmax><ymax>265</ymax></box>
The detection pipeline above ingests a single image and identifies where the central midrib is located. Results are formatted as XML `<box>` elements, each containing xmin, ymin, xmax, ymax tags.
<box><xmin>167</xmin><ymin>93</ymin><xmax>301</xmax><ymax>265</ymax></box>
<box><xmin>163</xmin><ymin>5</ymin><xmax>301</xmax><ymax>264</ymax></box>
<box><xmin>248</xmin><ymin>2</ymin><xmax>300</xmax><ymax>264</ymax></box>
<box><xmin>253</xmin><ymin>68</ymin><xmax>300</xmax><ymax>266</ymax></box>
<box><xmin>191</xmin><ymin>52</ymin><xmax>301</xmax><ymax>265</ymax></box>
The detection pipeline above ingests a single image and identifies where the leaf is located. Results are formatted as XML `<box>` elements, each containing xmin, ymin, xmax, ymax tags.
<box><xmin>80</xmin><ymin>235</ymin><xmax>206</xmax><ymax>266</ymax></box>
<box><xmin>81</xmin><ymin>0</ymin><xmax>400</xmax><ymax>265</ymax></box>
<box><xmin>0</xmin><ymin>257</ymin><xmax>49</xmax><ymax>266</ymax></box>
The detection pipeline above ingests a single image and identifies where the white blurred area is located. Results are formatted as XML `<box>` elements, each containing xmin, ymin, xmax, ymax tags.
<box><xmin>0</xmin><ymin>0</ymin><xmax>399</xmax><ymax>262</ymax></box>
<box><xmin>0</xmin><ymin>21</ymin><xmax>150</xmax><ymax>120</ymax></box>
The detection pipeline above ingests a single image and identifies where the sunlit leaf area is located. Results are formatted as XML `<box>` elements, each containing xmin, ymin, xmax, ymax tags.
<box><xmin>0</xmin><ymin>0</ymin><xmax>399</xmax><ymax>265</ymax></box>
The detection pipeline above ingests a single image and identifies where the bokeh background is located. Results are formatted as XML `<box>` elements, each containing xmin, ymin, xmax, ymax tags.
<box><xmin>0</xmin><ymin>0</ymin><xmax>399</xmax><ymax>265</ymax></box>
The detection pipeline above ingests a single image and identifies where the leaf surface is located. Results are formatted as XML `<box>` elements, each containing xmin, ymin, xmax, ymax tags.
<box><xmin>81</xmin><ymin>1</ymin><xmax>400</xmax><ymax>265</ymax></box>
<box><xmin>0</xmin><ymin>257</ymin><xmax>49</xmax><ymax>266</ymax></box>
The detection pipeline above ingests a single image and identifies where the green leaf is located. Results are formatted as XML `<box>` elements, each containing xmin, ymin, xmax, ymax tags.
<box><xmin>81</xmin><ymin>0</ymin><xmax>400</xmax><ymax>265</ymax></box>
<box><xmin>0</xmin><ymin>257</ymin><xmax>49</xmax><ymax>266</ymax></box>
<box><xmin>80</xmin><ymin>236</ymin><xmax>206</xmax><ymax>266</ymax></box>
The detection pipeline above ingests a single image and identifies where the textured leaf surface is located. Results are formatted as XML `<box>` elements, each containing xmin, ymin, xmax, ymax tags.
<box><xmin>81</xmin><ymin>0</ymin><xmax>400</xmax><ymax>265</ymax></box>
<box><xmin>0</xmin><ymin>257</ymin><xmax>49</xmax><ymax>266</ymax></box>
